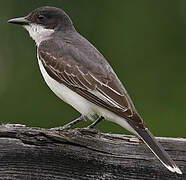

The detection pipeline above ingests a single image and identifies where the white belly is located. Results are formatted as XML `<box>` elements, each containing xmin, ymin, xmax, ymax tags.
<box><xmin>38</xmin><ymin>59</ymin><xmax>137</xmax><ymax>135</ymax></box>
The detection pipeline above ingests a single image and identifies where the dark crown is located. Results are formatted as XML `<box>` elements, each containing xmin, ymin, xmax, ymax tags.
<box><xmin>26</xmin><ymin>6</ymin><xmax>74</xmax><ymax>31</ymax></box>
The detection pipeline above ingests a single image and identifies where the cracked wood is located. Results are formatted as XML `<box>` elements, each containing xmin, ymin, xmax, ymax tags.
<box><xmin>0</xmin><ymin>124</ymin><xmax>185</xmax><ymax>180</ymax></box>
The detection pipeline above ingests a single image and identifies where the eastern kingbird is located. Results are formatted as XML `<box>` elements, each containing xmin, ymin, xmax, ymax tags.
<box><xmin>8</xmin><ymin>6</ymin><xmax>182</xmax><ymax>174</ymax></box>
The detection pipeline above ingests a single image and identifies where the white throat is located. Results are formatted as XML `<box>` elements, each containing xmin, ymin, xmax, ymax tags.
<box><xmin>24</xmin><ymin>24</ymin><xmax>54</xmax><ymax>46</ymax></box>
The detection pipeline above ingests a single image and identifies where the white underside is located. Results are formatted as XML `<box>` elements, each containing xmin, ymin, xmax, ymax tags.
<box><xmin>38</xmin><ymin>59</ymin><xmax>137</xmax><ymax>135</ymax></box>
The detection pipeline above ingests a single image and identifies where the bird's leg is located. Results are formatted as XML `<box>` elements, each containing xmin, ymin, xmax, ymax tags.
<box><xmin>51</xmin><ymin>115</ymin><xmax>88</xmax><ymax>131</ymax></box>
<box><xmin>87</xmin><ymin>116</ymin><xmax>104</xmax><ymax>129</ymax></box>
<box><xmin>63</xmin><ymin>115</ymin><xmax>88</xmax><ymax>129</ymax></box>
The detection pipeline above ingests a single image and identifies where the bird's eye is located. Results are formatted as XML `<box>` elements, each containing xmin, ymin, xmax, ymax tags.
<box><xmin>38</xmin><ymin>15</ymin><xmax>46</xmax><ymax>20</ymax></box>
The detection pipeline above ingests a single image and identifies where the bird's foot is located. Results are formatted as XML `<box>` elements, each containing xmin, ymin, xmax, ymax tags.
<box><xmin>76</xmin><ymin>127</ymin><xmax>100</xmax><ymax>134</ymax></box>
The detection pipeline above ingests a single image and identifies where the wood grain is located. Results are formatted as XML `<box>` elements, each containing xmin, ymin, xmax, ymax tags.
<box><xmin>0</xmin><ymin>124</ymin><xmax>185</xmax><ymax>180</ymax></box>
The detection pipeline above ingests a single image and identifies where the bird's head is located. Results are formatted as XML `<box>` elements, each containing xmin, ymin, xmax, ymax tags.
<box><xmin>8</xmin><ymin>6</ymin><xmax>74</xmax><ymax>45</ymax></box>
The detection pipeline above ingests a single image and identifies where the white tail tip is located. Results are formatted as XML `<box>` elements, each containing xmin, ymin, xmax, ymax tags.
<box><xmin>166</xmin><ymin>164</ymin><xmax>182</xmax><ymax>174</ymax></box>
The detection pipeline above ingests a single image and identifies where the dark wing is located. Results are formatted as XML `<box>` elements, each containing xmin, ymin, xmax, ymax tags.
<box><xmin>38</xmin><ymin>38</ymin><xmax>144</xmax><ymax>127</ymax></box>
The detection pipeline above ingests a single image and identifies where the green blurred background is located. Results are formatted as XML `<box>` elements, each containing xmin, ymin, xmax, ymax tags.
<box><xmin>0</xmin><ymin>0</ymin><xmax>186</xmax><ymax>137</ymax></box>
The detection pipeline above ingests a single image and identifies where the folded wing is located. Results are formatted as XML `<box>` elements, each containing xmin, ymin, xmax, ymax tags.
<box><xmin>38</xmin><ymin>39</ymin><xmax>144</xmax><ymax>127</ymax></box>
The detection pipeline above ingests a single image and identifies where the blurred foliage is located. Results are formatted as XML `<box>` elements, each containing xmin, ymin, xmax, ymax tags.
<box><xmin>0</xmin><ymin>0</ymin><xmax>186</xmax><ymax>137</ymax></box>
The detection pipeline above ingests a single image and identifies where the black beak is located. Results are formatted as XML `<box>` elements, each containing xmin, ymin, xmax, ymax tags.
<box><xmin>8</xmin><ymin>17</ymin><xmax>30</xmax><ymax>25</ymax></box>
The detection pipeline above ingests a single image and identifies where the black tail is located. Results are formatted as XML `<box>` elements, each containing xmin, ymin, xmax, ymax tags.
<box><xmin>131</xmin><ymin>125</ymin><xmax>182</xmax><ymax>174</ymax></box>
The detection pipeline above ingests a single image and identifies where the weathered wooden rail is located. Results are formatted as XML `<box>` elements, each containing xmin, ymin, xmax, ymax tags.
<box><xmin>0</xmin><ymin>124</ymin><xmax>185</xmax><ymax>179</ymax></box>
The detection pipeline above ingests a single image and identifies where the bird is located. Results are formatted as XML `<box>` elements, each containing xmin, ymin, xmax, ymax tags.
<box><xmin>8</xmin><ymin>6</ymin><xmax>182</xmax><ymax>174</ymax></box>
